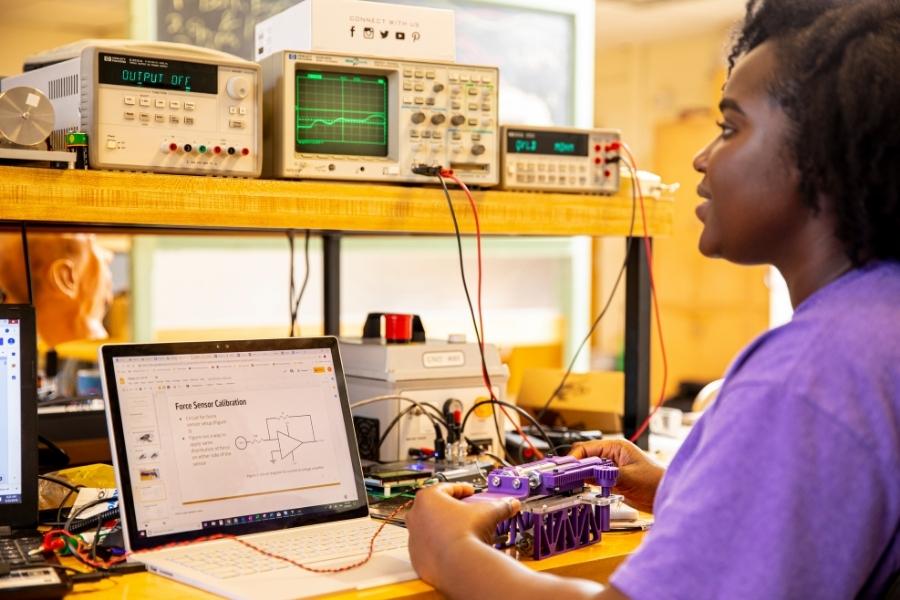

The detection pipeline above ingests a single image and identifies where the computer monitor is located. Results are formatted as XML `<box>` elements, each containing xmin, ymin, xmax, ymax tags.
<box><xmin>0</xmin><ymin>304</ymin><xmax>37</xmax><ymax>528</ymax></box>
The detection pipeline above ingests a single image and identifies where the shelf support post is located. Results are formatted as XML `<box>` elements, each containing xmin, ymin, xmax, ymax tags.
<box><xmin>624</xmin><ymin>237</ymin><xmax>651</xmax><ymax>450</ymax></box>
<box><xmin>323</xmin><ymin>233</ymin><xmax>341</xmax><ymax>336</ymax></box>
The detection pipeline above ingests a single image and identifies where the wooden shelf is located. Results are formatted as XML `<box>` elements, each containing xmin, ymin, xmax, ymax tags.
<box><xmin>0</xmin><ymin>166</ymin><xmax>673</xmax><ymax>236</ymax></box>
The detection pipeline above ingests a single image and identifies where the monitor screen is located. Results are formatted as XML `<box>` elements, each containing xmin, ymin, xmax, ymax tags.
<box><xmin>106</xmin><ymin>342</ymin><xmax>364</xmax><ymax>546</ymax></box>
<box><xmin>0</xmin><ymin>317</ymin><xmax>23</xmax><ymax>505</ymax></box>
<box><xmin>294</xmin><ymin>69</ymin><xmax>388</xmax><ymax>157</ymax></box>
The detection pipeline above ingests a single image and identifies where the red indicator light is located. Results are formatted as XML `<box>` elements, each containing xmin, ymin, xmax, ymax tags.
<box><xmin>594</xmin><ymin>157</ymin><xmax>602</xmax><ymax>165</ymax></box>
<box><xmin>594</xmin><ymin>144</ymin><xmax>601</xmax><ymax>152</ymax></box>
<box><xmin>241</xmin><ymin>147</ymin><xmax>250</xmax><ymax>156</ymax></box>
<box><xmin>168</xmin><ymin>142</ymin><xmax>178</xmax><ymax>152</ymax></box>
<box><xmin>213</xmin><ymin>146</ymin><xmax>222</xmax><ymax>154</ymax></box>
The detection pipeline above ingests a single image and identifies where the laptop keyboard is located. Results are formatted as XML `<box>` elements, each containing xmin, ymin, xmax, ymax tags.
<box><xmin>162</xmin><ymin>521</ymin><xmax>408</xmax><ymax>579</ymax></box>
<box><xmin>0</xmin><ymin>536</ymin><xmax>44</xmax><ymax>569</ymax></box>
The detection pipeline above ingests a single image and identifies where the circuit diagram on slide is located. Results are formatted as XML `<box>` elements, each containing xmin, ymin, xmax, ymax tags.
<box><xmin>234</xmin><ymin>413</ymin><xmax>322</xmax><ymax>464</ymax></box>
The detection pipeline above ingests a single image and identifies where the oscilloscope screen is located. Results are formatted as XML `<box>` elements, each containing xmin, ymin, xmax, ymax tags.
<box><xmin>295</xmin><ymin>70</ymin><xmax>389</xmax><ymax>157</ymax></box>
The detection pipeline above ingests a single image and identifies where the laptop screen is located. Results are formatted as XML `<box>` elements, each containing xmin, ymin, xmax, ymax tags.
<box><xmin>0</xmin><ymin>316</ymin><xmax>24</xmax><ymax>505</ymax></box>
<box><xmin>101</xmin><ymin>337</ymin><xmax>369</xmax><ymax>551</ymax></box>
<box><xmin>0</xmin><ymin>304</ymin><xmax>37</xmax><ymax>527</ymax></box>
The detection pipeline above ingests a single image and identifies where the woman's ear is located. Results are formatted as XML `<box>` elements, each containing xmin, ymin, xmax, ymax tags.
<box><xmin>48</xmin><ymin>258</ymin><xmax>79</xmax><ymax>299</ymax></box>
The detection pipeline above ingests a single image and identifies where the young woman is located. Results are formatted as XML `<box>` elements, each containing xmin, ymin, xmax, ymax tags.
<box><xmin>405</xmin><ymin>0</ymin><xmax>900</xmax><ymax>598</ymax></box>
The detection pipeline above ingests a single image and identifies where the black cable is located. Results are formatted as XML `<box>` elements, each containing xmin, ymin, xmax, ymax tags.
<box><xmin>64</xmin><ymin>497</ymin><xmax>114</xmax><ymax>533</ymax></box>
<box><xmin>20</xmin><ymin>223</ymin><xmax>33</xmax><ymax>305</ymax></box>
<box><xmin>435</xmin><ymin>174</ymin><xmax>506</xmax><ymax>458</ymax></box>
<box><xmin>287</xmin><ymin>230</ymin><xmax>311</xmax><ymax>337</ymax></box>
<box><xmin>535</xmin><ymin>163</ymin><xmax>640</xmax><ymax>424</ymax></box>
<box><xmin>67</xmin><ymin>507</ymin><xmax>119</xmax><ymax>534</ymax></box>
<box><xmin>38</xmin><ymin>474</ymin><xmax>79</xmax><ymax>492</ymax></box>
<box><xmin>90</xmin><ymin>516</ymin><xmax>104</xmax><ymax>560</ymax></box>
<box><xmin>56</xmin><ymin>485</ymin><xmax>83</xmax><ymax>526</ymax></box>
<box><xmin>376</xmin><ymin>403</ymin><xmax>449</xmax><ymax>454</ymax></box>
<box><xmin>461</xmin><ymin>399</ymin><xmax>553</xmax><ymax>452</ymax></box>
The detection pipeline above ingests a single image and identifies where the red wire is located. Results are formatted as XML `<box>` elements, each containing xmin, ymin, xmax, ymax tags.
<box><xmin>128</xmin><ymin>502</ymin><xmax>413</xmax><ymax>573</ymax></box>
<box><xmin>618</xmin><ymin>148</ymin><xmax>669</xmax><ymax>443</ymax></box>
<box><xmin>441</xmin><ymin>170</ymin><xmax>543</xmax><ymax>460</ymax></box>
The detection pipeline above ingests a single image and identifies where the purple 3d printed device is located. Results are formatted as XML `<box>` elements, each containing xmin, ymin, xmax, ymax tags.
<box><xmin>464</xmin><ymin>456</ymin><xmax>619</xmax><ymax>560</ymax></box>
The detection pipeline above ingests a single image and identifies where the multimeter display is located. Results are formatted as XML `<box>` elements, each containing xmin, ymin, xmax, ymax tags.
<box><xmin>98</xmin><ymin>52</ymin><xmax>218</xmax><ymax>94</ymax></box>
<box><xmin>506</xmin><ymin>129</ymin><xmax>589</xmax><ymax>157</ymax></box>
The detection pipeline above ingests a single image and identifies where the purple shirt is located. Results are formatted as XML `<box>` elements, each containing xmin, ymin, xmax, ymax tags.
<box><xmin>611</xmin><ymin>261</ymin><xmax>900</xmax><ymax>599</ymax></box>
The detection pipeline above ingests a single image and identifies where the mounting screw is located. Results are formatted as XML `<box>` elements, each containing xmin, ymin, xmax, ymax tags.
<box><xmin>512</xmin><ymin>479</ymin><xmax>522</xmax><ymax>489</ymax></box>
<box><xmin>491</xmin><ymin>476</ymin><xmax>501</xmax><ymax>487</ymax></box>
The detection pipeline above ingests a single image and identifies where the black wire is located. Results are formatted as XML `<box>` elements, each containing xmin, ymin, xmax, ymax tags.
<box><xmin>90</xmin><ymin>516</ymin><xmax>104</xmax><ymax>560</ymax></box>
<box><xmin>67</xmin><ymin>507</ymin><xmax>119</xmax><ymax>534</ymax></box>
<box><xmin>376</xmin><ymin>403</ymin><xmax>449</xmax><ymax>454</ymax></box>
<box><xmin>460</xmin><ymin>399</ymin><xmax>553</xmax><ymax>452</ymax></box>
<box><xmin>287</xmin><ymin>230</ymin><xmax>311</xmax><ymax>337</ymax></box>
<box><xmin>20</xmin><ymin>223</ymin><xmax>33</xmax><ymax>305</ymax></box>
<box><xmin>38</xmin><ymin>474</ymin><xmax>79</xmax><ymax>492</ymax></box>
<box><xmin>435</xmin><ymin>174</ymin><xmax>506</xmax><ymax>458</ymax></box>
<box><xmin>56</xmin><ymin>485</ymin><xmax>83</xmax><ymax>525</ymax></box>
<box><xmin>535</xmin><ymin>164</ymin><xmax>639</xmax><ymax>424</ymax></box>
<box><xmin>65</xmin><ymin>497</ymin><xmax>114</xmax><ymax>532</ymax></box>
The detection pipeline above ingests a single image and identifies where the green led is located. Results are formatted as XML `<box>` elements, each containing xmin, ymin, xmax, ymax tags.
<box><xmin>65</xmin><ymin>132</ymin><xmax>88</xmax><ymax>147</ymax></box>
<box><xmin>198</xmin><ymin>145</ymin><xmax>208</xmax><ymax>154</ymax></box>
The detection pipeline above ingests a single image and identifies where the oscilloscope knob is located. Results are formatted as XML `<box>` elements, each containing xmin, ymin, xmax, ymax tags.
<box><xmin>431</xmin><ymin>113</ymin><xmax>446</xmax><ymax>125</ymax></box>
<box><xmin>411</xmin><ymin>112</ymin><xmax>427</xmax><ymax>124</ymax></box>
<box><xmin>433</xmin><ymin>83</ymin><xmax>445</xmax><ymax>93</ymax></box>
<box><xmin>226</xmin><ymin>76</ymin><xmax>250</xmax><ymax>100</ymax></box>
<box><xmin>450</xmin><ymin>114</ymin><xmax>466</xmax><ymax>127</ymax></box>
<box><xmin>471</xmin><ymin>144</ymin><xmax>486</xmax><ymax>156</ymax></box>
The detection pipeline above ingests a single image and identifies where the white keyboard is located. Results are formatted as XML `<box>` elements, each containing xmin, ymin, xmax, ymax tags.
<box><xmin>162</xmin><ymin>521</ymin><xmax>408</xmax><ymax>580</ymax></box>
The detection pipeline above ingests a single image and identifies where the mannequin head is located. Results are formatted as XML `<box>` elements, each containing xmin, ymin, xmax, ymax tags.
<box><xmin>0</xmin><ymin>233</ymin><xmax>113</xmax><ymax>348</ymax></box>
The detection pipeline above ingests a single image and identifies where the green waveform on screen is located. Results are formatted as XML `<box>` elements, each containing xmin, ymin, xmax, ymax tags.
<box><xmin>295</xmin><ymin>112</ymin><xmax>386</xmax><ymax>131</ymax></box>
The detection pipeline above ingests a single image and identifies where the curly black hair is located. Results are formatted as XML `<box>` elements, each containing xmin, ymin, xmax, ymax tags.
<box><xmin>728</xmin><ymin>0</ymin><xmax>900</xmax><ymax>264</ymax></box>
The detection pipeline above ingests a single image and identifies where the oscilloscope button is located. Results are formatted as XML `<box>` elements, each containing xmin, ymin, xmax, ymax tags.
<box><xmin>403</xmin><ymin>82</ymin><xmax>413</xmax><ymax>91</ymax></box>
<box><xmin>450</xmin><ymin>115</ymin><xmax>466</xmax><ymax>126</ymax></box>
<box><xmin>432</xmin><ymin>131</ymin><xmax>443</xmax><ymax>140</ymax></box>
<box><xmin>139</xmin><ymin>97</ymin><xmax>150</xmax><ymax>107</ymax></box>
<box><xmin>414</xmin><ymin>70</ymin><xmax>424</xmax><ymax>78</ymax></box>
<box><xmin>431</xmin><ymin>114</ymin><xmax>446</xmax><ymax>125</ymax></box>
<box><xmin>414</xmin><ymin>83</ymin><xmax>424</xmax><ymax>92</ymax></box>
<box><xmin>425</xmin><ymin>71</ymin><xmax>436</xmax><ymax>79</ymax></box>
<box><xmin>411</xmin><ymin>112</ymin><xmax>427</xmax><ymax>124</ymax></box>
<box><xmin>403</xmin><ymin>69</ymin><xmax>413</xmax><ymax>77</ymax></box>
<box><xmin>414</xmin><ymin>97</ymin><xmax>424</xmax><ymax>105</ymax></box>
<box><xmin>449</xmin><ymin>72</ymin><xmax>459</xmax><ymax>82</ymax></box>
<box><xmin>426</xmin><ymin>98</ymin><xmax>435</xmax><ymax>106</ymax></box>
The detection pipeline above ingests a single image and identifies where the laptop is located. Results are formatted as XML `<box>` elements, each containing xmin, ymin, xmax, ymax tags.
<box><xmin>0</xmin><ymin>305</ymin><xmax>51</xmax><ymax>568</ymax></box>
<box><xmin>99</xmin><ymin>336</ymin><xmax>416</xmax><ymax>600</ymax></box>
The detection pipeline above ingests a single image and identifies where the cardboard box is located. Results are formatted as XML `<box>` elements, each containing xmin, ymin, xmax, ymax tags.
<box><xmin>516</xmin><ymin>369</ymin><xmax>624</xmax><ymax>433</ymax></box>
<box><xmin>255</xmin><ymin>0</ymin><xmax>456</xmax><ymax>62</ymax></box>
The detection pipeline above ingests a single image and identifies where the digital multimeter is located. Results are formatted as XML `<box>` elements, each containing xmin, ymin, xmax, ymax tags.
<box><xmin>500</xmin><ymin>125</ymin><xmax>621</xmax><ymax>194</ymax></box>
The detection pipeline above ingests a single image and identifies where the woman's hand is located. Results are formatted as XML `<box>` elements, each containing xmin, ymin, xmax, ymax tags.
<box><xmin>570</xmin><ymin>439</ymin><xmax>665</xmax><ymax>513</ymax></box>
<box><xmin>405</xmin><ymin>483</ymin><xmax>520</xmax><ymax>588</ymax></box>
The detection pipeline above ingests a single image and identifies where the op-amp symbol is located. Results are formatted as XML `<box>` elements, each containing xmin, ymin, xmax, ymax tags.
<box><xmin>234</xmin><ymin>414</ymin><xmax>322</xmax><ymax>464</ymax></box>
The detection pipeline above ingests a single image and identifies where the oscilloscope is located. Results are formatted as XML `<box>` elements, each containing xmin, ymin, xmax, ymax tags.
<box><xmin>500</xmin><ymin>125</ymin><xmax>621</xmax><ymax>194</ymax></box>
<box><xmin>261</xmin><ymin>51</ymin><xmax>500</xmax><ymax>185</ymax></box>
<box><xmin>2</xmin><ymin>40</ymin><xmax>262</xmax><ymax>177</ymax></box>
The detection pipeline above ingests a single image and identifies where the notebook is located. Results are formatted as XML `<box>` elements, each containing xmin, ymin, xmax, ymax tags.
<box><xmin>99</xmin><ymin>337</ymin><xmax>416</xmax><ymax>600</ymax></box>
